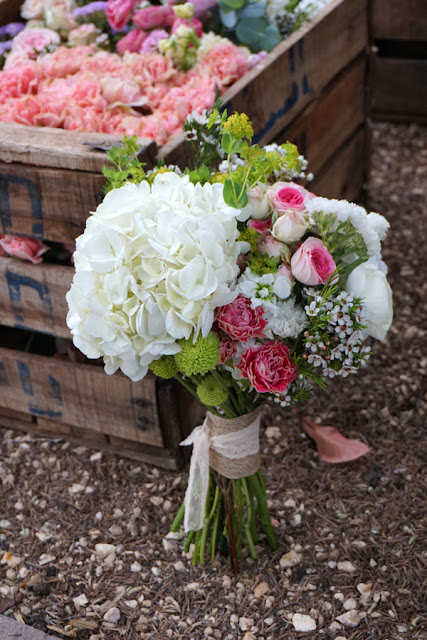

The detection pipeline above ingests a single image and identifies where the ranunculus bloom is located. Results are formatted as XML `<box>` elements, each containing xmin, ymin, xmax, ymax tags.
<box><xmin>116</xmin><ymin>28</ymin><xmax>147</xmax><ymax>55</ymax></box>
<box><xmin>0</xmin><ymin>234</ymin><xmax>48</xmax><ymax>264</ymax></box>
<box><xmin>291</xmin><ymin>237</ymin><xmax>336</xmax><ymax>285</ymax></box>
<box><xmin>219</xmin><ymin>338</ymin><xmax>238</xmax><ymax>363</ymax></box>
<box><xmin>346</xmin><ymin>260</ymin><xmax>393</xmax><ymax>341</ymax></box>
<box><xmin>272</xmin><ymin>208</ymin><xmax>308</xmax><ymax>243</ymax></box>
<box><xmin>133</xmin><ymin>5</ymin><xmax>175</xmax><ymax>30</ymax></box>
<box><xmin>216</xmin><ymin>295</ymin><xmax>267</xmax><ymax>342</ymax></box>
<box><xmin>237</xmin><ymin>340</ymin><xmax>297</xmax><ymax>393</ymax></box>
<box><xmin>106</xmin><ymin>0</ymin><xmax>139</xmax><ymax>30</ymax></box>
<box><xmin>268</xmin><ymin>181</ymin><xmax>313</xmax><ymax>213</ymax></box>
<box><xmin>247</xmin><ymin>218</ymin><xmax>272</xmax><ymax>236</ymax></box>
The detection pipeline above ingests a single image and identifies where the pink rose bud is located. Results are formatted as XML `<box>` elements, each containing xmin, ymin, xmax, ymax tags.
<box><xmin>258</xmin><ymin>234</ymin><xmax>287</xmax><ymax>259</ymax></box>
<box><xmin>247</xmin><ymin>218</ymin><xmax>272</xmax><ymax>236</ymax></box>
<box><xmin>268</xmin><ymin>181</ymin><xmax>313</xmax><ymax>213</ymax></box>
<box><xmin>272</xmin><ymin>208</ymin><xmax>308</xmax><ymax>243</ymax></box>
<box><xmin>216</xmin><ymin>295</ymin><xmax>267</xmax><ymax>342</ymax></box>
<box><xmin>116</xmin><ymin>28</ymin><xmax>147</xmax><ymax>55</ymax></box>
<box><xmin>291</xmin><ymin>237</ymin><xmax>336</xmax><ymax>285</ymax></box>
<box><xmin>237</xmin><ymin>340</ymin><xmax>297</xmax><ymax>394</ymax></box>
<box><xmin>247</xmin><ymin>186</ymin><xmax>271</xmax><ymax>220</ymax></box>
<box><xmin>172</xmin><ymin>17</ymin><xmax>203</xmax><ymax>38</ymax></box>
<box><xmin>133</xmin><ymin>6</ymin><xmax>175</xmax><ymax>30</ymax></box>
<box><xmin>106</xmin><ymin>0</ymin><xmax>139</xmax><ymax>30</ymax></box>
<box><xmin>0</xmin><ymin>234</ymin><xmax>48</xmax><ymax>264</ymax></box>
<box><xmin>139</xmin><ymin>28</ymin><xmax>169</xmax><ymax>53</ymax></box>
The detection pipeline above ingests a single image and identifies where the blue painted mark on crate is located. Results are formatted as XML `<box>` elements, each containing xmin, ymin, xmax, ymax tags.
<box><xmin>302</xmin><ymin>74</ymin><xmax>312</xmax><ymax>96</ymax></box>
<box><xmin>288</xmin><ymin>46</ymin><xmax>295</xmax><ymax>74</ymax></box>
<box><xmin>17</xmin><ymin>360</ymin><xmax>33</xmax><ymax>395</ymax></box>
<box><xmin>6</xmin><ymin>271</ymin><xmax>54</xmax><ymax>332</ymax></box>
<box><xmin>0</xmin><ymin>173</ymin><xmax>44</xmax><ymax>238</ymax></box>
<box><xmin>0</xmin><ymin>362</ymin><xmax>10</xmax><ymax>387</ymax></box>
<box><xmin>17</xmin><ymin>360</ymin><xmax>63</xmax><ymax>418</ymax></box>
<box><xmin>253</xmin><ymin>81</ymin><xmax>299</xmax><ymax>143</ymax></box>
<box><xmin>47</xmin><ymin>374</ymin><xmax>62</xmax><ymax>405</ymax></box>
<box><xmin>298</xmin><ymin>38</ymin><xmax>305</xmax><ymax>64</ymax></box>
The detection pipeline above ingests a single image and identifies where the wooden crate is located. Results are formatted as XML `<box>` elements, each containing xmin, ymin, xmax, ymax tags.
<box><xmin>370</xmin><ymin>0</ymin><xmax>427</xmax><ymax>122</ymax></box>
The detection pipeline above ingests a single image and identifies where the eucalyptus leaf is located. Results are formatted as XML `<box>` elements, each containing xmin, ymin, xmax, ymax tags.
<box><xmin>219</xmin><ymin>0</ymin><xmax>247</xmax><ymax>11</ymax></box>
<box><xmin>257</xmin><ymin>23</ymin><xmax>281</xmax><ymax>51</ymax></box>
<box><xmin>240</xmin><ymin>2</ymin><xmax>266</xmax><ymax>19</ymax></box>
<box><xmin>223</xmin><ymin>178</ymin><xmax>249</xmax><ymax>209</ymax></box>
<box><xmin>235</xmin><ymin>16</ymin><xmax>269</xmax><ymax>50</ymax></box>
<box><xmin>219</xmin><ymin>6</ymin><xmax>238</xmax><ymax>27</ymax></box>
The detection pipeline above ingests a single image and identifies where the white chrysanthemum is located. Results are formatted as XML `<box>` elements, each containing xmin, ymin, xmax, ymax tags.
<box><xmin>66</xmin><ymin>173</ymin><xmax>241</xmax><ymax>381</ymax></box>
<box><xmin>264</xmin><ymin>298</ymin><xmax>308</xmax><ymax>339</ymax></box>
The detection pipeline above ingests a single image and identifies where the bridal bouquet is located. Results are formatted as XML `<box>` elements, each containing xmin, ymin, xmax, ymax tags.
<box><xmin>66</xmin><ymin>109</ymin><xmax>392</xmax><ymax>571</ymax></box>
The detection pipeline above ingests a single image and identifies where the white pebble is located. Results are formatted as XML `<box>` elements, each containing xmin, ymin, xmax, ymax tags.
<box><xmin>337</xmin><ymin>561</ymin><xmax>356</xmax><ymax>573</ymax></box>
<box><xmin>279</xmin><ymin>549</ymin><xmax>302</xmax><ymax>568</ymax></box>
<box><xmin>239</xmin><ymin>617</ymin><xmax>254</xmax><ymax>631</ymax></box>
<box><xmin>343</xmin><ymin>598</ymin><xmax>357</xmax><ymax>611</ymax></box>
<box><xmin>103</xmin><ymin>607</ymin><xmax>121</xmax><ymax>623</ymax></box>
<box><xmin>95</xmin><ymin>543</ymin><xmax>116</xmax><ymax>558</ymax></box>
<box><xmin>357</xmin><ymin>582</ymin><xmax>373</xmax><ymax>597</ymax></box>
<box><xmin>73</xmin><ymin>594</ymin><xmax>88</xmax><ymax>607</ymax></box>
<box><xmin>90</xmin><ymin>452</ymin><xmax>102</xmax><ymax>462</ymax></box>
<box><xmin>336</xmin><ymin>610</ymin><xmax>360</xmax><ymax>627</ymax></box>
<box><xmin>292</xmin><ymin>613</ymin><xmax>317</xmax><ymax>631</ymax></box>
<box><xmin>131</xmin><ymin>561</ymin><xmax>142</xmax><ymax>572</ymax></box>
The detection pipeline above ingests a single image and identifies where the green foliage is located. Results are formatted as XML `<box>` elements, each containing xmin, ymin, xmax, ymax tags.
<box><xmin>188</xmin><ymin>164</ymin><xmax>212</xmax><ymax>185</ymax></box>
<box><xmin>218</xmin><ymin>0</ymin><xmax>281</xmax><ymax>52</ymax></box>
<box><xmin>247</xmin><ymin>253</ymin><xmax>279</xmax><ymax>276</ymax></box>
<box><xmin>310</xmin><ymin>211</ymin><xmax>369</xmax><ymax>267</ymax></box>
<box><xmin>102</xmin><ymin>136</ymin><xmax>146</xmax><ymax>193</ymax></box>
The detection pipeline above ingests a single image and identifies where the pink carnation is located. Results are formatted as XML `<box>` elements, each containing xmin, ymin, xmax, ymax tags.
<box><xmin>291</xmin><ymin>237</ymin><xmax>337</xmax><ymax>285</ymax></box>
<box><xmin>106</xmin><ymin>0</ymin><xmax>139</xmax><ymax>30</ymax></box>
<box><xmin>38</xmin><ymin>45</ymin><xmax>96</xmax><ymax>78</ymax></box>
<box><xmin>11</xmin><ymin>27</ymin><xmax>60</xmax><ymax>58</ymax></box>
<box><xmin>139</xmin><ymin>29</ymin><xmax>169</xmax><ymax>53</ymax></box>
<box><xmin>237</xmin><ymin>341</ymin><xmax>297</xmax><ymax>394</ymax></box>
<box><xmin>0</xmin><ymin>61</ymin><xmax>39</xmax><ymax>101</ymax></box>
<box><xmin>216</xmin><ymin>295</ymin><xmax>267</xmax><ymax>342</ymax></box>
<box><xmin>197</xmin><ymin>41</ymin><xmax>251</xmax><ymax>85</ymax></box>
<box><xmin>0</xmin><ymin>234</ymin><xmax>48</xmax><ymax>264</ymax></box>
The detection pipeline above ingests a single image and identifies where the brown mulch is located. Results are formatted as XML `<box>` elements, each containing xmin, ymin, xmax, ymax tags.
<box><xmin>1</xmin><ymin>122</ymin><xmax>427</xmax><ymax>640</ymax></box>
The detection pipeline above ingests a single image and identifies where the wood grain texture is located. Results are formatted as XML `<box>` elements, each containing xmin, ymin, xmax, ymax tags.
<box><xmin>0</xmin><ymin>257</ymin><xmax>72</xmax><ymax>338</ymax></box>
<box><xmin>371</xmin><ymin>57</ymin><xmax>427</xmax><ymax>120</ymax></box>
<box><xmin>277</xmin><ymin>56</ymin><xmax>366</xmax><ymax>177</ymax></box>
<box><xmin>0</xmin><ymin>412</ymin><xmax>180</xmax><ymax>469</ymax></box>
<box><xmin>0</xmin><ymin>123</ymin><xmax>157</xmax><ymax>172</ymax></box>
<box><xmin>309</xmin><ymin>127</ymin><xmax>365</xmax><ymax>201</ymax></box>
<box><xmin>0</xmin><ymin>347</ymin><xmax>165</xmax><ymax>447</ymax></box>
<box><xmin>371</xmin><ymin>0</ymin><xmax>427</xmax><ymax>41</ymax></box>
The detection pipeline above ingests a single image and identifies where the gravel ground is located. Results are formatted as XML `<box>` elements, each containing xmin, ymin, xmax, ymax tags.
<box><xmin>1</xmin><ymin>122</ymin><xmax>426</xmax><ymax>640</ymax></box>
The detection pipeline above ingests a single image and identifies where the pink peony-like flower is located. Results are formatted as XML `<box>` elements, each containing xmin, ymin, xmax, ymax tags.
<box><xmin>291</xmin><ymin>237</ymin><xmax>337</xmax><ymax>285</ymax></box>
<box><xmin>133</xmin><ymin>5</ymin><xmax>175</xmax><ymax>30</ymax></box>
<box><xmin>116</xmin><ymin>28</ymin><xmax>147</xmax><ymax>56</ymax></box>
<box><xmin>139</xmin><ymin>28</ymin><xmax>169</xmax><ymax>53</ymax></box>
<box><xmin>11</xmin><ymin>27</ymin><xmax>60</xmax><ymax>58</ymax></box>
<box><xmin>219</xmin><ymin>338</ymin><xmax>238</xmax><ymax>363</ymax></box>
<box><xmin>0</xmin><ymin>61</ymin><xmax>39</xmax><ymax>101</ymax></box>
<box><xmin>38</xmin><ymin>45</ymin><xmax>95</xmax><ymax>78</ymax></box>
<box><xmin>237</xmin><ymin>340</ymin><xmax>297</xmax><ymax>394</ymax></box>
<box><xmin>0</xmin><ymin>234</ymin><xmax>48</xmax><ymax>264</ymax></box>
<box><xmin>268</xmin><ymin>181</ymin><xmax>313</xmax><ymax>213</ymax></box>
<box><xmin>100</xmin><ymin>76</ymin><xmax>145</xmax><ymax>106</ymax></box>
<box><xmin>216</xmin><ymin>295</ymin><xmax>268</xmax><ymax>342</ymax></box>
<box><xmin>106</xmin><ymin>0</ymin><xmax>139</xmax><ymax>30</ymax></box>
<box><xmin>172</xmin><ymin>17</ymin><xmax>203</xmax><ymax>38</ymax></box>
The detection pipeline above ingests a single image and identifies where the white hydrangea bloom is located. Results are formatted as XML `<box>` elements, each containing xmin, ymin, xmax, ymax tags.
<box><xmin>66</xmin><ymin>173</ymin><xmax>241</xmax><ymax>381</ymax></box>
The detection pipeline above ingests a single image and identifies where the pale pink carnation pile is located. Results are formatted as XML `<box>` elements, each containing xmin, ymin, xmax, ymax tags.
<box><xmin>0</xmin><ymin>39</ymin><xmax>253</xmax><ymax>144</ymax></box>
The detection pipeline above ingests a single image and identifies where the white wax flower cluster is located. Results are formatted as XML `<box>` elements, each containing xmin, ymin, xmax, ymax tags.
<box><xmin>66</xmin><ymin>173</ymin><xmax>241</xmax><ymax>381</ymax></box>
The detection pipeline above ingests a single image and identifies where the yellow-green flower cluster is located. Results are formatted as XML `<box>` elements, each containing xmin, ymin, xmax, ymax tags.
<box><xmin>197</xmin><ymin>375</ymin><xmax>228</xmax><ymax>406</ymax></box>
<box><xmin>222</xmin><ymin>113</ymin><xmax>254</xmax><ymax>141</ymax></box>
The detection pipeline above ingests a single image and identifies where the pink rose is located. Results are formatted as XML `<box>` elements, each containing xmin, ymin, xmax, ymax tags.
<box><xmin>237</xmin><ymin>340</ymin><xmax>297</xmax><ymax>394</ymax></box>
<box><xmin>106</xmin><ymin>0</ymin><xmax>139</xmax><ymax>30</ymax></box>
<box><xmin>116</xmin><ymin>28</ymin><xmax>147</xmax><ymax>55</ymax></box>
<box><xmin>246</xmin><ymin>186</ymin><xmax>270</xmax><ymax>220</ymax></box>
<box><xmin>272</xmin><ymin>208</ymin><xmax>308</xmax><ymax>243</ymax></box>
<box><xmin>291</xmin><ymin>237</ymin><xmax>337</xmax><ymax>285</ymax></box>
<box><xmin>216</xmin><ymin>295</ymin><xmax>267</xmax><ymax>342</ymax></box>
<box><xmin>11</xmin><ymin>27</ymin><xmax>60</xmax><ymax>58</ymax></box>
<box><xmin>268</xmin><ymin>182</ymin><xmax>313</xmax><ymax>213</ymax></box>
<box><xmin>219</xmin><ymin>338</ymin><xmax>238</xmax><ymax>363</ymax></box>
<box><xmin>0</xmin><ymin>234</ymin><xmax>48</xmax><ymax>264</ymax></box>
<box><xmin>247</xmin><ymin>218</ymin><xmax>272</xmax><ymax>236</ymax></box>
<box><xmin>258</xmin><ymin>234</ymin><xmax>287</xmax><ymax>259</ymax></box>
<box><xmin>133</xmin><ymin>5</ymin><xmax>175</xmax><ymax>30</ymax></box>
<box><xmin>172</xmin><ymin>17</ymin><xmax>203</xmax><ymax>38</ymax></box>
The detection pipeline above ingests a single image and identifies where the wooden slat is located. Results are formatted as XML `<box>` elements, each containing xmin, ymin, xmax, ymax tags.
<box><xmin>162</xmin><ymin>0</ymin><xmax>368</xmax><ymax>161</ymax></box>
<box><xmin>371</xmin><ymin>57</ymin><xmax>427</xmax><ymax>121</ymax></box>
<box><xmin>0</xmin><ymin>0</ymin><xmax>21</xmax><ymax>23</ymax></box>
<box><xmin>0</xmin><ymin>257</ymin><xmax>72</xmax><ymax>338</ymax></box>
<box><xmin>0</xmin><ymin>347</ymin><xmax>165</xmax><ymax>447</ymax></box>
<box><xmin>276</xmin><ymin>56</ymin><xmax>366</xmax><ymax>177</ymax></box>
<box><xmin>0</xmin><ymin>123</ymin><xmax>157</xmax><ymax>173</ymax></box>
<box><xmin>0</xmin><ymin>412</ymin><xmax>180</xmax><ymax>469</ymax></box>
<box><xmin>309</xmin><ymin>127</ymin><xmax>365</xmax><ymax>201</ymax></box>
<box><xmin>371</xmin><ymin>0</ymin><xmax>427</xmax><ymax>41</ymax></box>
<box><xmin>0</xmin><ymin>162</ymin><xmax>105</xmax><ymax>242</ymax></box>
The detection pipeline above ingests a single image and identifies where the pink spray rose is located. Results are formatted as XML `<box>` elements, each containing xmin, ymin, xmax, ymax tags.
<box><xmin>246</xmin><ymin>185</ymin><xmax>270</xmax><ymax>220</ymax></box>
<box><xmin>247</xmin><ymin>218</ymin><xmax>272</xmax><ymax>236</ymax></box>
<box><xmin>272</xmin><ymin>208</ymin><xmax>308</xmax><ymax>243</ymax></box>
<box><xmin>237</xmin><ymin>340</ymin><xmax>297</xmax><ymax>394</ymax></box>
<box><xmin>116</xmin><ymin>28</ymin><xmax>147</xmax><ymax>55</ymax></box>
<box><xmin>106</xmin><ymin>0</ymin><xmax>139</xmax><ymax>30</ymax></box>
<box><xmin>216</xmin><ymin>295</ymin><xmax>267</xmax><ymax>342</ymax></box>
<box><xmin>268</xmin><ymin>181</ymin><xmax>313</xmax><ymax>213</ymax></box>
<box><xmin>258</xmin><ymin>234</ymin><xmax>287</xmax><ymax>259</ymax></box>
<box><xmin>291</xmin><ymin>237</ymin><xmax>336</xmax><ymax>285</ymax></box>
<box><xmin>133</xmin><ymin>5</ymin><xmax>175</xmax><ymax>30</ymax></box>
<box><xmin>0</xmin><ymin>235</ymin><xmax>48</xmax><ymax>264</ymax></box>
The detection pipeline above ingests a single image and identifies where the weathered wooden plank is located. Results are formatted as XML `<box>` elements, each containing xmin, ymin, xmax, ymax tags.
<box><xmin>0</xmin><ymin>257</ymin><xmax>72</xmax><ymax>338</ymax></box>
<box><xmin>309</xmin><ymin>127</ymin><xmax>365</xmax><ymax>201</ymax></box>
<box><xmin>163</xmin><ymin>0</ymin><xmax>368</xmax><ymax>162</ymax></box>
<box><xmin>0</xmin><ymin>162</ymin><xmax>105</xmax><ymax>242</ymax></box>
<box><xmin>0</xmin><ymin>123</ymin><xmax>157</xmax><ymax>173</ymax></box>
<box><xmin>0</xmin><ymin>347</ymin><xmax>165</xmax><ymax>447</ymax></box>
<box><xmin>371</xmin><ymin>0</ymin><xmax>427</xmax><ymax>41</ymax></box>
<box><xmin>277</xmin><ymin>56</ymin><xmax>366</xmax><ymax>177</ymax></box>
<box><xmin>371</xmin><ymin>57</ymin><xmax>427</xmax><ymax>120</ymax></box>
<box><xmin>0</xmin><ymin>0</ymin><xmax>21</xmax><ymax>23</ymax></box>
<box><xmin>0</xmin><ymin>412</ymin><xmax>180</xmax><ymax>469</ymax></box>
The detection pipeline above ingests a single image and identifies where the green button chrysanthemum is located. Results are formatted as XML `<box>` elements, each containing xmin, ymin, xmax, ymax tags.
<box><xmin>149</xmin><ymin>355</ymin><xmax>179</xmax><ymax>379</ymax></box>
<box><xmin>175</xmin><ymin>332</ymin><xmax>220</xmax><ymax>376</ymax></box>
<box><xmin>196</xmin><ymin>375</ymin><xmax>228</xmax><ymax>407</ymax></box>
